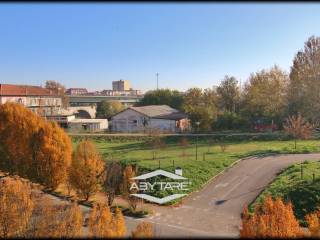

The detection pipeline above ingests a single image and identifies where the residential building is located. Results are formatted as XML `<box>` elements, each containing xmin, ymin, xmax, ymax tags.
<box><xmin>65</xmin><ymin>88</ymin><xmax>88</xmax><ymax>95</ymax></box>
<box><xmin>0</xmin><ymin>83</ymin><xmax>62</xmax><ymax>116</ymax></box>
<box><xmin>101</xmin><ymin>89</ymin><xmax>142</xmax><ymax>96</ymax></box>
<box><xmin>112</xmin><ymin>79</ymin><xmax>130</xmax><ymax>91</ymax></box>
<box><xmin>111</xmin><ymin>105</ymin><xmax>190</xmax><ymax>133</ymax></box>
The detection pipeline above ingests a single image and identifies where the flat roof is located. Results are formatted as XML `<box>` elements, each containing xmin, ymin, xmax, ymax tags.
<box><xmin>70</xmin><ymin>118</ymin><xmax>107</xmax><ymax>123</ymax></box>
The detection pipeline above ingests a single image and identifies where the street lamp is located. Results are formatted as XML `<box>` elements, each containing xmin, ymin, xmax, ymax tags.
<box><xmin>195</xmin><ymin>121</ymin><xmax>200</xmax><ymax>160</ymax></box>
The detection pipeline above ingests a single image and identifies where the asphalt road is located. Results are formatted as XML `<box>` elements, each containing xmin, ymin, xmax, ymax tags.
<box><xmin>132</xmin><ymin>153</ymin><xmax>320</xmax><ymax>238</ymax></box>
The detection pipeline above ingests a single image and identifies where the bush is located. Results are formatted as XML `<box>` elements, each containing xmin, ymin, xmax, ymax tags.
<box><xmin>213</xmin><ymin>111</ymin><xmax>249</xmax><ymax>131</ymax></box>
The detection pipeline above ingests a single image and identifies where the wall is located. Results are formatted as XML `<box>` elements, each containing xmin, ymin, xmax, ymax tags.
<box><xmin>111</xmin><ymin>108</ymin><xmax>146</xmax><ymax>132</ymax></box>
<box><xmin>111</xmin><ymin>109</ymin><xmax>179</xmax><ymax>133</ymax></box>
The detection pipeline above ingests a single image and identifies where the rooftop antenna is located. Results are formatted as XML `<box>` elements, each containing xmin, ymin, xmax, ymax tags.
<box><xmin>156</xmin><ymin>72</ymin><xmax>159</xmax><ymax>90</ymax></box>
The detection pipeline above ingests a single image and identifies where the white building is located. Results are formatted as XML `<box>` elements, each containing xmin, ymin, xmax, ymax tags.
<box><xmin>111</xmin><ymin>105</ymin><xmax>190</xmax><ymax>133</ymax></box>
<box><xmin>46</xmin><ymin>114</ymin><xmax>108</xmax><ymax>132</ymax></box>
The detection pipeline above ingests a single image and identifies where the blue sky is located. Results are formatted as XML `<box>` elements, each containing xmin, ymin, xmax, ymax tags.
<box><xmin>0</xmin><ymin>3</ymin><xmax>319</xmax><ymax>92</ymax></box>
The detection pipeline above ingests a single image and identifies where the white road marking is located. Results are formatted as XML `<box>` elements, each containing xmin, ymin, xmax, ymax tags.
<box><xmin>221</xmin><ymin>175</ymin><xmax>249</xmax><ymax>199</ymax></box>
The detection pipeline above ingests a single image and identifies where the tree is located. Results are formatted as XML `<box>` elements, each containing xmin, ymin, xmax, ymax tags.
<box><xmin>217</xmin><ymin>75</ymin><xmax>240</xmax><ymax>113</ymax></box>
<box><xmin>88</xmin><ymin>204</ymin><xmax>126</xmax><ymax>238</ymax></box>
<box><xmin>240</xmin><ymin>196</ymin><xmax>303</xmax><ymax>238</ymax></box>
<box><xmin>183</xmin><ymin>87</ymin><xmax>218</xmax><ymax>131</ymax></box>
<box><xmin>288</xmin><ymin>36</ymin><xmax>320</xmax><ymax>121</ymax></box>
<box><xmin>88</xmin><ymin>204</ymin><xmax>114</xmax><ymax>237</ymax></box>
<box><xmin>104</xmin><ymin>161</ymin><xmax>123</xmax><ymax>206</ymax></box>
<box><xmin>45</xmin><ymin>80</ymin><xmax>69</xmax><ymax>109</ymax></box>
<box><xmin>283</xmin><ymin>114</ymin><xmax>314</xmax><ymax>149</ymax></box>
<box><xmin>32</xmin><ymin>121</ymin><xmax>72</xmax><ymax>189</ymax></box>
<box><xmin>121</xmin><ymin>165</ymin><xmax>140</xmax><ymax>212</ymax></box>
<box><xmin>69</xmin><ymin>140</ymin><xmax>106</xmax><ymax>201</ymax></box>
<box><xmin>0</xmin><ymin>103</ymin><xmax>72</xmax><ymax>190</ymax></box>
<box><xmin>113</xmin><ymin>207</ymin><xmax>126</xmax><ymax>237</ymax></box>
<box><xmin>241</xmin><ymin>65</ymin><xmax>288</xmax><ymax>125</ymax></box>
<box><xmin>96</xmin><ymin>100</ymin><xmax>124</xmax><ymax>119</ymax></box>
<box><xmin>137</xmin><ymin>89</ymin><xmax>184</xmax><ymax>110</ymax></box>
<box><xmin>306</xmin><ymin>209</ymin><xmax>320</xmax><ymax>237</ymax></box>
<box><xmin>28</xmin><ymin>201</ymin><xmax>83</xmax><ymax>238</ymax></box>
<box><xmin>131</xmin><ymin>222</ymin><xmax>154</xmax><ymax>238</ymax></box>
<box><xmin>213</xmin><ymin>111</ymin><xmax>248</xmax><ymax>130</ymax></box>
<box><xmin>0</xmin><ymin>178</ymin><xmax>34</xmax><ymax>238</ymax></box>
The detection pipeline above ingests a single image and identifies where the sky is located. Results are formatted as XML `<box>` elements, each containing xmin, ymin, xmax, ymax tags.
<box><xmin>0</xmin><ymin>3</ymin><xmax>320</xmax><ymax>92</ymax></box>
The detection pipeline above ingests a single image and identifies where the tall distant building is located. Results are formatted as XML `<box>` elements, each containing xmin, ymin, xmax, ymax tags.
<box><xmin>112</xmin><ymin>79</ymin><xmax>131</xmax><ymax>91</ymax></box>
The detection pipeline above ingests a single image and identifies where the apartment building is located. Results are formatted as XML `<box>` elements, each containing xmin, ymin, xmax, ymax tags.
<box><xmin>0</xmin><ymin>83</ymin><xmax>62</xmax><ymax>116</ymax></box>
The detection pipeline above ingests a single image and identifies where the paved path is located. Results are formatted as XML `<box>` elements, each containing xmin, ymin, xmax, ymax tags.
<box><xmin>136</xmin><ymin>153</ymin><xmax>320</xmax><ymax>238</ymax></box>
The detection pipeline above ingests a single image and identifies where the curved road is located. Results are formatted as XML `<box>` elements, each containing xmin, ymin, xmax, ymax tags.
<box><xmin>129</xmin><ymin>153</ymin><xmax>320</xmax><ymax>238</ymax></box>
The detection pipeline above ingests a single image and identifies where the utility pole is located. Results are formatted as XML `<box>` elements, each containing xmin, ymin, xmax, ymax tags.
<box><xmin>156</xmin><ymin>72</ymin><xmax>159</xmax><ymax>90</ymax></box>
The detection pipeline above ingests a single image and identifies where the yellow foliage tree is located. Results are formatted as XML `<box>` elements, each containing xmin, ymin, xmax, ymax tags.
<box><xmin>33</xmin><ymin>121</ymin><xmax>72</xmax><ymax>189</ymax></box>
<box><xmin>131</xmin><ymin>222</ymin><xmax>154</xmax><ymax>238</ymax></box>
<box><xmin>306</xmin><ymin>209</ymin><xmax>320</xmax><ymax>237</ymax></box>
<box><xmin>283</xmin><ymin>113</ymin><xmax>314</xmax><ymax>149</ymax></box>
<box><xmin>240</xmin><ymin>196</ymin><xmax>303</xmax><ymax>238</ymax></box>
<box><xmin>69</xmin><ymin>140</ymin><xmax>106</xmax><ymax>200</ymax></box>
<box><xmin>88</xmin><ymin>204</ymin><xmax>114</xmax><ymax>238</ymax></box>
<box><xmin>121</xmin><ymin>165</ymin><xmax>140</xmax><ymax>211</ymax></box>
<box><xmin>27</xmin><ymin>200</ymin><xmax>83</xmax><ymax>238</ymax></box>
<box><xmin>113</xmin><ymin>207</ymin><xmax>126</xmax><ymax>237</ymax></box>
<box><xmin>0</xmin><ymin>103</ymin><xmax>72</xmax><ymax>189</ymax></box>
<box><xmin>0</xmin><ymin>178</ymin><xmax>34</xmax><ymax>238</ymax></box>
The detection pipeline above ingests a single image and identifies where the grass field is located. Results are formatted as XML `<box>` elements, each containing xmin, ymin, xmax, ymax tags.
<box><xmin>251</xmin><ymin>160</ymin><xmax>320</xmax><ymax>226</ymax></box>
<box><xmin>72</xmin><ymin>136</ymin><xmax>320</xmax><ymax>194</ymax></box>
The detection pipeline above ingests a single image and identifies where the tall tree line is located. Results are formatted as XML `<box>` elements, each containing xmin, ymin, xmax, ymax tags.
<box><xmin>137</xmin><ymin>35</ymin><xmax>320</xmax><ymax>131</ymax></box>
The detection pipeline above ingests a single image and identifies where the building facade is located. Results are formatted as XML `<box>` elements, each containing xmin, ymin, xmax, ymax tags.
<box><xmin>112</xmin><ymin>79</ymin><xmax>131</xmax><ymax>91</ymax></box>
<box><xmin>0</xmin><ymin>84</ymin><xmax>62</xmax><ymax>115</ymax></box>
<box><xmin>65</xmin><ymin>88</ymin><xmax>88</xmax><ymax>95</ymax></box>
<box><xmin>111</xmin><ymin>105</ymin><xmax>190</xmax><ymax>133</ymax></box>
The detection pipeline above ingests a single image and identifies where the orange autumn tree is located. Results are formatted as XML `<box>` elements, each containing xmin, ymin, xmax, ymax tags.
<box><xmin>113</xmin><ymin>207</ymin><xmax>126</xmax><ymax>237</ymax></box>
<box><xmin>283</xmin><ymin>113</ymin><xmax>314</xmax><ymax>149</ymax></box>
<box><xmin>32</xmin><ymin>121</ymin><xmax>72</xmax><ymax>189</ymax></box>
<box><xmin>131</xmin><ymin>222</ymin><xmax>154</xmax><ymax>238</ymax></box>
<box><xmin>306</xmin><ymin>209</ymin><xmax>320</xmax><ymax>237</ymax></box>
<box><xmin>240</xmin><ymin>196</ymin><xmax>303</xmax><ymax>238</ymax></box>
<box><xmin>69</xmin><ymin>140</ymin><xmax>106</xmax><ymax>201</ymax></box>
<box><xmin>0</xmin><ymin>178</ymin><xmax>34</xmax><ymax>238</ymax></box>
<box><xmin>27</xmin><ymin>200</ymin><xmax>83</xmax><ymax>238</ymax></box>
<box><xmin>88</xmin><ymin>204</ymin><xmax>126</xmax><ymax>238</ymax></box>
<box><xmin>121</xmin><ymin>165</ymin><xmax>140</xmax><ymax>212</ymax></box>
<box><xmin>0</xmin><ymin>102</ymin><xmax>72</xmax><ymax>189</ymax></box>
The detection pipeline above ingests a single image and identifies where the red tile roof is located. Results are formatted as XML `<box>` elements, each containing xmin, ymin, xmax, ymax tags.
<box><xmin>0</xmin><ymin>84</ymin><xmax>58</xmax><ymax>96</ymax></box>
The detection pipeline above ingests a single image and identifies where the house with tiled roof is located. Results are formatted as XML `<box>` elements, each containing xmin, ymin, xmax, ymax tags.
<box><xmin>0</xmin><ymin>83</ymin><xmax>62</xmax><ymax>116</ymax></box>
<box><xmin>111</xmin><ymin>105</ymin><xmax>190</xmax><ymax>133</ymax></box>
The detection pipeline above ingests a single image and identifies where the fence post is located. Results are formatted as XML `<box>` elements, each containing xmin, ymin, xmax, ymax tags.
<box><xmin>158</xmin><ymin>159</ymin><xmax>160</xmax><ymax>169</ymax></box>
<box><xmin>313</xmin><ymin>173</ymin><xmax>315</xmax><ymax>183</ymax></box>
<box><xmin>173</xmin><ymin>160</ymin><xmax>175</xmax><ymax>169</ymax></box>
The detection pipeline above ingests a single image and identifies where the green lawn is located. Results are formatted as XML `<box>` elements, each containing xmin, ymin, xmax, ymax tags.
<box><xmin>251</xmin><ymin>160</ymin><xmax>320</xmax><ymax>226</ymax></box>
<box><xmin>72</xmin><ymin>136</ymin><xmax>320</xmax><ymax>194</ymax></box>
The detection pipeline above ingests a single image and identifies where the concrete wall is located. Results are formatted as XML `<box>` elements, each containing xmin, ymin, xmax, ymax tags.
<box><xmin>69</xmin><ymin>119</ymin><xmax>108</xmax><ymax>132</ymax></box>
